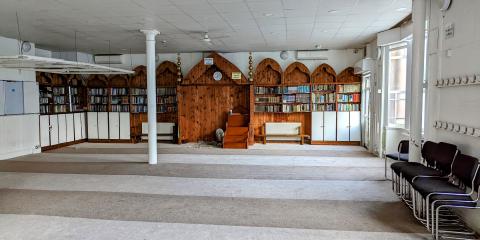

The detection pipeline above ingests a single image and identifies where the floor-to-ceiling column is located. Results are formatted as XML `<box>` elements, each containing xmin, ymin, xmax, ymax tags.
<box><xmin>409</xmin><ymin>0</ymin><xmax>426</xmax><ymax>162</ymax></box>
<box><xmin>141</xmin><ymin>29</ymin><xmax>160</xmax><ymax>165</ymax></box>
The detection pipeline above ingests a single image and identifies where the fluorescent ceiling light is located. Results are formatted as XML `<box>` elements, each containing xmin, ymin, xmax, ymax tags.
<box><xmin>0</xmin><ymin>55</ymin><xmax>133</xmax><ymax>75</ymax></box>
<box><xmin>396</xmin><ymin>7</ymin><xmax>409</xmax><ymax>11</ymax></box>
<box><xmin>327</xmin><ymin>9</ymin><xmax>338</xmax><ymax>13</ymax></box>
<box><xmin>263</xmin><ymin>13</ymin><xmax>273</xmax><ymax>17</ymax></box>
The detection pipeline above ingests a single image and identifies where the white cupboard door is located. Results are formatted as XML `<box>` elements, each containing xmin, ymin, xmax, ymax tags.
<box><xmin>74</xmin><ymin>113</ymin><xmax>82</xmax><ymax>140</ymax></box>
<box><xmin>337</xmin><ymin>112</ymin><xmax>350</xmax><ymax>141</ymax></box>
<box><xmin>350</xmin><ymin>111</ymin><xmax>361</xmax><ymax>141</ymax></box>
<box><xmin>119</xmin><ymin>112</ymin><xmax>130</xmax><ymax>140</ymax></box>
<box><xmin>80</xmin><ymin>112</ymin><xmax>86</xmax><ymax>139</ymax></box>
<box><xmin>50</xmin><ymin>115</ymin><xmax>59</xmax><ymax>145</ymax></box>
<box><xmin>66</xmin><ymin>113</ymin><xmax>74</xmax><ymax>142</ymax></box>
<box><xmin>58</xmin><ymin>114</ymin><xmax>67</xmax><ymax>144</ymax></box>
<box><xmin>98</xmin><ymin>112</ymin><xmax>109</xmax><ymax>139</ymax></box>
<box><xmin>87</xmin><ymin>112</ymin><xmax>98</xmax><ymax>139</ymax></box>
<box><xmin>324</xmin><ymin>112</ymin><xmax>337</xmax><ymax>141</ymax></box>
<box><xmin>109</xmin><ymin>112</ymin><xmax>120</xmax><ymax>139</ymax></box>
<box><xmin>311</xmin><ymin>112</ymin><xmax>324</xmax><ymax>141</ymax></box>
<box><xmin>40</xmin><ymin>115</ymin><xmax>50</xmax><ymax>147</ymax></box>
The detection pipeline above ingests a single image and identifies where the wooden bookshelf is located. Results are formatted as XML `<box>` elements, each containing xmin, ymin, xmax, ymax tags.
<box><xmin>109</xmin><ymin>75</ymin><xmax>130</xmax><ymax>112</ymax></box>
<box><xmin>281</xmin><ymin>62</ymin><xmax>311</xmax><ymax>113</ymax></box>
<box><xmin>253</xmin><ymin>59</ymin><xmax>283</xmax><ymax>113</ymax></box>
<box><xmin>37</xmin><ymin>72</ymin><xmax>53</xmax><ymax>115</ymax></box>
<box><xmin>51</xmin><ymin>74</ymin><xmax>69</xmax><ymax>114</ymax></box>
<box><xmin>311</xmin><ymin>64</ymin><xmax>337</xmax><ymax>112</ymax></box>
<box><xmin>68</xmin><ymin>75</ymin><xmax>87</xmax><ymax>112</ymax></box>
<box><xmin>87</xmin><ymin>75</ymin><xmax>109</xmax><ymax>112</ymax></box>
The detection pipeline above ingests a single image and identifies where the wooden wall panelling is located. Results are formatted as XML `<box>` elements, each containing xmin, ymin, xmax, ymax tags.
<box><xmin>254</xmin><ymin>58</ymin><xmax>282</xmax><ymax>85</ymax></box>
<box><xmin>311</xmin><ymin>63</ymin><xmax>336</xmax><ymax>84</ymax></box>
<box><xmin>252</xmin><ymin>112</ymin><xmax>311</xmax><ymax>137</ymax></box>
<box><xmin>129</xmin><ymin>66</ymin><xmax>147</xmax><ymax>141</ymax></box>
<box><xmin>337</xmin><ymin>67</ymin><xmax>361</xmax><ymax>83</ymax></box>
<box><xmin>283</xmin><ymin>62</ymin><xmax>310</xmax><ymax>85</ymax></box>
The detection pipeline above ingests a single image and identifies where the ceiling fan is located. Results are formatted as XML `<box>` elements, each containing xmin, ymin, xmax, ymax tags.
<box><xmin>192</xmin><ymin>31</ymin><xmax>229</xmax><ymax>46</ymax></box>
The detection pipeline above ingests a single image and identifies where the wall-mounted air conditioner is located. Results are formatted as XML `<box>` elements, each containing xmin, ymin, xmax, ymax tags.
<box><xmin>354</xmin><ymin>58</ymin><xmax>375</xmax><ymax>74</ymax></box>
<box><xmin>94</xmin><ymin>54</ymin><xmax>124</xmax><ymax>64</ymax></box>
<box><xmin>296</xmin><ymin>50</ymin><xmax>329</xmax><ymax>60</ymax></box>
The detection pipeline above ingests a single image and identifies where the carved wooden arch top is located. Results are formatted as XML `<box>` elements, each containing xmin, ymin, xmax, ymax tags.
<box><xmin>283</xmin><ymin>62</ymin><xmax>310</xmax><ymax>85</ymax></box>
<box><xmin>51</xmin><ymin>73</ymin><xmax>69</xmax><ymax>86</ymax></box>
<box><xmin>87</xmin><ymin>74</ymin><xmax>108</xmax><ymax>88</ymax></box>
<box><xmin>67</xmin><ymin>74</ymin><xmax>86</xmax><ymax>87</ymax></box>
<box><xmin>36</xmin><ymin>72</ymin><xmax>53</xmax><ymax>85</ymax></box>
<box><xmin>311</xmin><ymin>63</ymin><xmax>336</xmax><ymax>84</ymax></box>
<box><xmin>108</xmin><ymin>74</ymin><xmax>130</xmax><ymax>88</ymax></box>
<box><xmin>254</xmin><ymin>58</ymin><xmax>282</xmax><ymax>85</ymax></box>
<box><xmin>337</xmin><ymin>67</ymin><xmax>361</xmax><ymax>83</ymax></box>
<box><xmin>130</xmin><ymin>65</ymin><xmax>147</xmax><ymax>88</ymax></box>
<box><xmin>156</xmin><ymin>61</ymin><xmax>178</xmax><ymax>86</ymax></box>
<box><xmin>183</xmin><ymin>52</ymin><xmax>247</xmax><ymax>85</ymax></box>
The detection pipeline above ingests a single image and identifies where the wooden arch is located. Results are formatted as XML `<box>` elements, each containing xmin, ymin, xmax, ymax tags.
<box><xmin>283</xmin><ymin>62</ymin><xmax>310</xmax><ymax>85</ymax></box>
<box><xmin>108</xmin><ymin>74</ymin><xmax>129</xmax><ymax>88</ymax></box>
<box><xmin>156</xmin><ymin>61</ymin><xmax>178</xmax><ymax>86</ymax></box>
<box><xmin>130</xmin><ymin>65</ymin><xmax>147</xmax><ymax>88</ymax></box>
<box><xmin>337</xmin><ymin>67</ymin><xmax>361</xmax><ymax>83</ymax></box>
<box><xmin>36</xmin><ymin>72</ymin><xmax>53</xmax><ymax>85</ymax></box>
<box><xmin>183</xmin><ymin>52</ymin><xmax>247</xmax><ymax>85</ymax></box>
<box><xmin>311</xmin><ymin>64</ymin><xmax>336</xmax><ymax>84</ymax></box>
<box><xmin>87</xmin><ymin>74</ymin><xmax>108</xmax><ymax>88</ymax></box>
<box><xmin>254</xmin><ymin>58</ymin><xmax>282</xmax><ymax>85</ymax></box>
<box><xmin>67</xmin><ymin>75</ymin><xmax>86</xmax><ymax>87</ymax></box>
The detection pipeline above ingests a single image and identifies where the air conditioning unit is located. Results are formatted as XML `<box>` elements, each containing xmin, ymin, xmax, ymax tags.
<box><xmin>94</xmin><ymin>54</ymin><xmax>124</xmax><ymax>64</ymax></box>
<box><xmin>354</xmin><ymin>58</ymin><xmax>375</xmax><ymax>74</ymax></box>
<box><xmin>296</xmin><ymin>50</ymin><xmax>328</xmax><ymax>60</ymax></box>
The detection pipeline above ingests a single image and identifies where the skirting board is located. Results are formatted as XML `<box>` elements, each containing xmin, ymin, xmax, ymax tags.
<box><xmin>41</xmin><ymin>139</ymin><xmax>87</xmax><ymax>152</ymax></box>
<box><xmin>311</xmin><ymin>141</ymin><xmax>361</xmax><ymax>146</ymax></box>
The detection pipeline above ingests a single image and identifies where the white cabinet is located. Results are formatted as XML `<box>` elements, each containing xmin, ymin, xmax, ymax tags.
<box><xmin>119</xmin><ymin>112</ymin><xmax>130</xmax><ymax>140</ymax></box>
<box><xmin>109</xmin><ymin>112</ymin><xmax>120</xmax><ymax>139</ymax></box>
<box><xmin>58</xmin><ymin>114</ymin><xmax>67</xmax><ymax>144</ymax></box>
<box><xmin>66</xmin><ymin>114</ymin><xmax>74</xmax><ymax>142</ymax></box>
<box><xmin>40</xmin><ymin>115</ymin><xmax>50</xmax><ymax>147</ymax></box>
<box><xmin>98</xmin><ymin>112</ymin><xmax>109</xmax><ymax>139</ymax></box>
<box><xmin>324</xmin><ymin>112</ymin><xmax>337</xmax><ymax>141</ymax></box>
<box><xmin>87</xmin><ymin>112</ymin><xmax>98</xmax><ymax>139</ymax></box>
<box><xmin>350</xmin><ymin>111</ymin><xmax>361</xmax><ymax>141</ymax></box>
<box><xmin>74</xmin><ymin>113</ymin><xmax>83</xmax><ymax>140</ymax></box>
<box><xmin>337</xmin><ymin>111</ymin><xmax>362</xmax><ymax>142</ymax></box>
<box><xmin>311</xmin><ymin>112</ymin><xmax>324</xmax><ymax>141</ymax></box>
<box><xmin>50</xmin><ymin>115</ymin><xmax>59</xmax><ymax>145</ymax></box>
<box><xmin>80</xmin><ymin>113</ymin><xmax>86</xmax><ymax>139</ymax></box>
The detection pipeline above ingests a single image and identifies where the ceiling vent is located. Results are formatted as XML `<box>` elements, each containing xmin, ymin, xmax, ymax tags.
<box><xmin>94</xmin><ymin>54</ymin><xmax>124</xmax><ymax>65</ymax></box>
<box><xmin>296</xmin><ymin>50</ymin><xmax>328</xmax><ymax>60</ymax></box>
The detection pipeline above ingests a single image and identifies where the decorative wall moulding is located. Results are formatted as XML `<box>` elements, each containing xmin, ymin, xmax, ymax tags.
<box><xmin>435</xmin><ymin>74</ymin><xmax>480</xmax><ymax>88</ymax></box>
<box><xmin>434</xmin><ymin>120</ymin><xmax>480</xmax><ymax>138</ymax></box>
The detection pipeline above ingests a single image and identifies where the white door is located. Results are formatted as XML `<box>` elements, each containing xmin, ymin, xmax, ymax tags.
<box><xmin>66</xmin><ymin>113</ymin><xmax>74</xmax><ymax>142</ymax></box>
<box><xmin>337</xmin><ymin>112</ymin><xmax>350</xmax><ymax>141</ymax></box>
<box><xmin>74</xmin><ymin>113</ymin><xmax>82</xmax><ymax>140</ymax></box>
<box><xmin>58</xmin><ymin>114</ymin><xmax>67</xmax><ymax>144</ymax></box>
<box><xmin>119</xmin><ymin>112</ymin><xmax>130</xmax><ymax>140</ymax></box>
<box><xmin>311</xmin><ymin>112</ymin><xmax>324</xmax><ymax>141</ymax></box>
<box><xmin>80</xmin><ymin>112</ymin><xmax>86</xmax><ymax>139</ymax></box>
<box><xmin>23</xmin><ymin>81</ymin><xmax>39</xmax><ymax>114</ymax></box>
<box><xmin>40</xmin><ymin>115</ymin><xmax>50</xmax><ymax>147</ymax></box>
<box><xmin>50</xmin><ymin>115</ymin><xmax>59</xmax><ymax>145</ymax></box>
<box><xmin>350</xmin><ymin>111</ymin><xmax>361</xmax><ymax>141</ymax></box>
<box><xmin>87</xmin><ymin>112</ymin><xmax>98</xmax><ymax>139</ymax></box>
<box><xmin>324</xmin><ymin>112</ymin><xmax>337</xmax><ymax>141</ymax></box>
<box><xmin>109</xmin><ymin>112</ymin><xmax>120</xmax><ymax>139</ymax></box>
<box><xmin>98</xmin><ymin>112</ymin><xmax>109</xmax><ymax>139</ymax></box>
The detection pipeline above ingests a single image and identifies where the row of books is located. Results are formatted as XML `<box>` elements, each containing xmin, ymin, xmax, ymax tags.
<box><xmin>283</xmin><ymin>104</ymin><xmax>310</xmax><ymax>112</ymax></box>
<box><xmin>338</xmin><ymin>84</ymin><xmax>361</xmax><ymax>93</ymax></box>
<box><xmin>71</xmin><ymin>87</ymin><xmax>80</xmax><ymax>95</ymax></box>
<box><xmin>71</xmin><ymin>105</ymin><xmax>84</xmax><ymax>112</ymax></box>
<box><xmin>71</xmin><ymin>96</ymin><xmax>82</xmax><ymax>104</ymax></box>
<box><xmin>111</xmin><ymin>105</ymin><xmax>130</xmax><ymax>112</ymax></box>
<box><xmin>40</xmin><ymin>97</ymin><xmax>50</xmax><ymax>104</ymax></box>
<box><xmin>88</xmin><ymin>105</ymin><xmax>108</xmax><ymax>112</ymax></box>
<box><xmin>157</xmin><ymin>87</ymin><xmax>176</xmax><ymax>96</ymax></box>
<box><xmin>158</xmin><ymin>105</ymin><xmax>177</xmax><ymax>113</ymax></box>
<box><xmin>89</xmin><ymin>88</ymin><xmax>108</xmax><ymax>96</ymax></box>
<box><xmin>157</xmin><ymin>96</ymin><xmax>177</xmax><ymax>104</ymax></box>
<box><xmin>53</xmin><ymin>87</ymin><xmax>66</xmax><ymax>95</ymax></box>
<box><xmin>40</xmin><ymin>105</ymin><xmax>50</xmax><ymax>114</ymax></box>
<box><xmin>282</xmin><ymin>94</ymin><xmax>310</xmax><ymax>103</ymax></box>
<box><xmin>283</xmin><ymin>85</ymin><xmax>310</xmax><ymax>94</ymax></box>
<box><xmin>255</xmin><ymin>86</ymin><xmax>281</xmax><ymax>94</ymax></box>
<box><xmin>111</xmin><ymin>96</ymin><xmax>129</xmax><ymax>105</ymax></box>
<box><xmin>131</xmin><ymin>96</ymin><xmax>147</xmax><ymax>104</ymax></box>
<box><xmin>53</xmin><ymin>105</ymin><xmax>68</xmax><ymax>113</ymax></box>
<box><xmin>89</xmin><ymin>96</ymin><xmax>108</xmax><ymax>104</ymax></box>
<box><xmin>255</xmin><ymin>105</ymin><xmax>282</xmax><ymax>112</ymax></box>
<box><xmin>338</xmin><ymin>103</ymin><xmax>360</xmax><ymax>111</ymax></box>
<box><xmin>312</xmin><ymin>93</ymin><xmax>336</xmax><ymax>103</ymax></box>
<box><xmin>255</xmin><ymin>96</ymin><xmax>281</xmax><ymax>103</ymax></box>
<box><xmin>111</xmin><ymin>88</ymin><xmax>128</xmax><ymax>96</ymax></box>
<box><xmin>337</xmin><ymin>93</ymin><xmax>361</xmax><ymax>103</ymax></box>
<box><xmin>131</xmin><ymin>88</ymin><xmax>147</xmax><ymax>96</ymax></box>
<box><xmin>53</xmin><ymin>96</ymin><xmax>68</xmax><ymax>104</ymax></box>
<box><xmin>312</xmin><ymin>84</ymin><xmax>335</xmax><ymax>92</ymax></box>
<box><xmin>312</xmin><ymin>103</ymin><xmax>336</xmax><ymax>112</ymax></box>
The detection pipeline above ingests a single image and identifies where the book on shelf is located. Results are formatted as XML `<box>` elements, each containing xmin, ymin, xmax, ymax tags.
<box><xmin>89</xmin><ymin>88</ymin><xmax>107</xmax><ymax>95</ymax></box>
<box><xmin>53</xmin><ymin>87</ymin><xmax>66</xmax><ymax>95</ymax></box>
<box><xmin>158</xmin><ymin>105</ymin><xmax>177</xmax><ymax>113</ymax></box>
<box><xmin>71</xmin><ymin>105</ymin><xmax>84</xmax><ymax>112</ymax></box>
<box><xmin>111</xmin><ymin>105</ymin><xmax>130</xmax><ymax>112</ymax></box>
<box><xmin>157</xmin><ymin>87</ymin><xmax>176</xmax><ymax>95</ymax></box>
<box><xmin>312</xmin><ymin>84</ymin><xmax>335</xmax><ymax>92</ymax></box>
<box><xmin>132</xmin><ymin>105</ymin><xmax>147</xmax><ymax>113</ymax></box>
<box><xmin>157</xmin><ymin>95</ymin><xmax>177</xmax><ymax>104</ymax></box>
<box><xmin>337</xmin><ymin>93</ymin><xmax>360</xmax><ymax>103</ymax></box>
<box><xmin>40</xmin><ymin>97</ymin><xmax>50</xmax><ymax>104</ymax></box>
<box><xmin>255</xmin><ymin>96</ymin><xmax>280</xmax><ymax>103</ymax></box>
<box><xmin>312</xmin><ymin>93</ymin><xmax>335</xmax><ymax>103</ymax></box>
<box><xmin>53</xmin><ymin>105</ymin><xmax>67</xmax><ymax>113</ymax></box>
<box><xmin>40</xmin><ymin>105</ymin><xmax>50</xmax><ymax>114</ymax></box>
<box><xmin>90</xmin><ymin>96</ymin><xmax>108</xmax><ymax>104</ymax></box>
<box><xmin>111</xmin><ymin>88</ymin><xmax>128</xmax><ymax>95</ymax></box>
<box><xmin>53</xmin><ymin>96</ymin><xmax>67</xmax><ymax>104</ymax></box>
<box><xmin>338</xmin><ymin>84</ymin><xmax>361</xmax><ymax>93</ymax></box>
<box><xmin>71</xmin><ymin>96</ymin><xmax>82</xmax><ymax>104</ymax></box>
<box><xmin>131</xmin><ymin>88</ymin><xmax>147</xmax><ymax>95</ymax></box>
<box><xmin>88</xmin><ymin>105</ymin><xmax>108</xmax><ymax>112</ymax></box>
<box><xmin>255</xmin><ymin>105</ymin><xmax>281</xmax><ymax>112</ymax></box>
<box><xmin>312</xmin><ymin>103</ymin><xmax>336</xmax><ymax>111</ymax></box>
<box><xmin>338</xmin><ymin>103</ymin><xmax>360</xmax><ymax>111</ymax></box>
<box><xmin>282</xmin><ymin>103</ymin><xmax>310</xmax><ymax>112</ymax></box>
<box><xmin>131</xmin><ymin>96</ymin><xmax>147</xmax><ymax>104</ymax></box>
<box><xmin>254</xmin><ymin>86</ymin><xmax>281</xmax><ymax>94</ymax></box>
<box><xmin>281</xmin><ymin>94</ymin><xmax>310</xmax><ymax>104</ymax></box>
<box><xmin>111</xmin><ymin>96</ymin><xmax>129</xmax><ymax>105</ymax></box>
<box><xmin>282</xmin><ymin>85</ymin><xmax>310</xmax><ymax>94</ymax></box>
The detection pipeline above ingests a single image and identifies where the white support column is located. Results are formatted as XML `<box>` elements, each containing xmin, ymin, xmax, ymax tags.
<box><xmin>409</xmin><ymin>0</ymin><xmax>427</xmax><ymax>162</ymax></box>
<box><xmin>141</xmin><ymin>29</ymin><xmax>160</xmax><ymax>165</ymax></box>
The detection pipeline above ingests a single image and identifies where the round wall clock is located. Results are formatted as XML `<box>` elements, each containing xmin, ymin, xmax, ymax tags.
<box><xmin>213</xmin><ymin>71</ymin><xmax>222</xmax><ymax>81</ymax></box>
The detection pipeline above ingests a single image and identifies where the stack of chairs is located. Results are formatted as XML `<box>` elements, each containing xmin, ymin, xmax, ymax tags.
<box><xmin>390</xmin><ymin>141</ymin><xmax>480</xmax><ymax>240</ymax></box>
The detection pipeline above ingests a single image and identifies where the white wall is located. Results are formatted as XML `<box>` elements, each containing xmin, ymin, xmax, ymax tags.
<box><xmin>0</xmin><ymin>35</ymin><xmax>41</xmax><ymax>160</ymax></box>
<box><xmin>425</xmin><ymin>0</ymin><xmax>480</xmax><ymax>231</ymax></box>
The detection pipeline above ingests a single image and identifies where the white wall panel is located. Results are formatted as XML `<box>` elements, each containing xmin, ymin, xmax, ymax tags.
<box><xmin>0</xmin><ymin>81</ymin><xmax>5</xmax><ymax>115</ymax></box>
<box><xmin>119</xmin><ymin>112</ymin><xmax>130</xmax><ymax>140</ymax></box>
<box><xmin>109</xmin><ymin>112</ymin><xmax>120</xmax><ymax>139</ymax></box>
<box><xmin>87</xmin><ymin>112</ymin><xmax>98</xmax><ymax>139</ymax></box>
<box><xmin>350</xmin><ymin>111</ymin><xmax>361</xmax><ymax>141</ymax></box>
<box><xmin>98</xmin><ymin>112</ymin><xmax>109</xmax><ymax>139</ymax></box>
<box><xmin>49</xmin><ymin>115</ymin><xmax>59</xmax><ymax>145</ymax></box>
<box><xmin>337</xmin><ymin>112</ymin><xmax>350</xmax><ymax>141</ymax></box>
<box><xmin>80</xmin><ymin>112</ymin><xmax>86</xmax><ymax>139</ymax></box>
<box><xmin>311</xmin><ymin>112</ymin><xmax>324</xmax><ymax>141</ymax></box>
<box><xmin>57</xmin><ymin>114</ymin><xmax>67</xmax><ymax>144</ymax></box>
<box><xmin>324</xmin><ymin>112</ymin><xmax>337</xmax><ymax>141</ymax></box>
<box><xmin>66</xmin><ymin>113</ymin><xmax>74</xmax><ymax>142</ymax></box>
<box><xmin>40</xmin><ymin>115</ymin><xmax>50</xmax><ymax>147</ymax></box>
<box><xmin>74</xmin><ymin>113</ymin><xmax>82</xmax><ymax>140</ymax></box>
<box><xmin>23</xmin><ymin>81</ymin><xmax>39</xmax><ymax>114</ymax></box>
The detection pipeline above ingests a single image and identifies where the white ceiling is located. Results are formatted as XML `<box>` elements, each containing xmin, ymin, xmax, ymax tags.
<box><xmin>0</xmin><ymin>0</ymin><xmax>411</xmax><ymax>54</ymax></box>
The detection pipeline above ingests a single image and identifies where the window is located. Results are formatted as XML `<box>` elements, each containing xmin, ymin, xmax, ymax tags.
<box><xmin>387</xmin><ymin>42</ymin><xmax>408</xmax><ymax>128</ymax></box>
